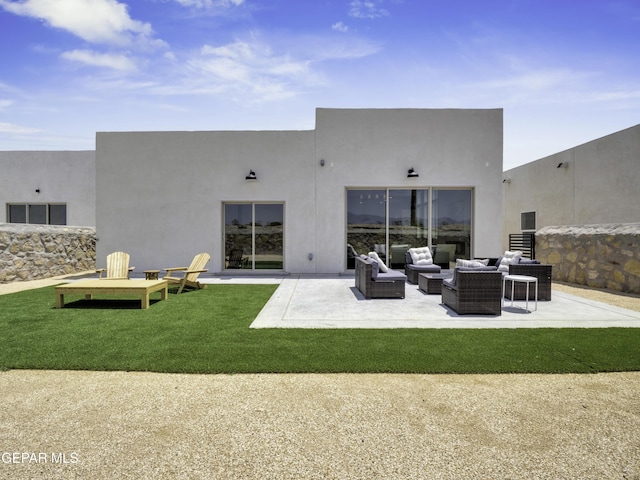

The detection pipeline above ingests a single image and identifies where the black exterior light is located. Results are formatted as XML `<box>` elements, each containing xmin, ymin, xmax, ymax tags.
<box><xmin>407</xmin><ymin>167</ymin><xmax>419</xmax><ymax>178</ymax></box>
<box><xmin>245</xmin><ymin>170</ymin><xmax>257</xmax><ymax>180</ymax></box>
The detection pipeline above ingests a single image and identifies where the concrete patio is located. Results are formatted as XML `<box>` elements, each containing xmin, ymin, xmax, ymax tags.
<box><xmin>198</xmin><ymin>274</ymin><xmax>640</xmax><ymax>329</ymax></box>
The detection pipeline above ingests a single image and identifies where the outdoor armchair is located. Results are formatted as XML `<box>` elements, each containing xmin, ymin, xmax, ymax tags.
<box><xmin>442</xmin><ymin>268</ymin><xmax>503</xmax><ymax>315</ymax></box>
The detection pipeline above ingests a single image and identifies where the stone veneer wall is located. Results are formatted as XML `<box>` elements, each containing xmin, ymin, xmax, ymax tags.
<box><xmin>536</xmin><ymin>223</ymin><xmax>640</xmax><ymax>294</ymax></box>
<box><xmin>0</xmin><ymin>224</ymin><xmax>96</xmax><ymax>283</ymax></box>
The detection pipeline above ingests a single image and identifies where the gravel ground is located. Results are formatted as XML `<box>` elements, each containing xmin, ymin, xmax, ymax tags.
<box><xmin>1</xmin><ymin>277</ymin><xmax>639</xmax><ymax>479</ymax></box>
<box><xmin>1</xmin><ymin>370</ymin><xmax>639</xmax><ymax>480</ymax></box>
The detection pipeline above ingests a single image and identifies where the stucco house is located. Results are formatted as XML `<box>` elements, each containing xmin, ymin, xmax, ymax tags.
<box><xmin>503</xmin><ymin>122</ymin><xmax>640</xmax><ymax>242</ymax></box>
<box><xmin>3</xmin><ymin>109</ymin><xmax>638</xmax><ymax>280</ymax></box>
<box><xmin>93</xmin><ymin>108</ymin><xmax>504</xmax><ymax>274</ymax></box>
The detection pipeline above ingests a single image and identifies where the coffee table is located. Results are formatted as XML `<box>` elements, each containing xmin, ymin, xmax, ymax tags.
<box><xmin>55</xmin><ymin>279</ymin><xmax>168</xmax><ymax>309</ymax></box>
<box><xmin>418</xmin><ymin>273</ymin><xmax>452</xmax><ymax>294</ymax></box>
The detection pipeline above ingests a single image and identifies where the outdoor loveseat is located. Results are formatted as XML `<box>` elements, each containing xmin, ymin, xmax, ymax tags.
<box><xmin>355</xmin><ymin>255</ymin><xmax>407</xmax><ymax>299</ymax></box>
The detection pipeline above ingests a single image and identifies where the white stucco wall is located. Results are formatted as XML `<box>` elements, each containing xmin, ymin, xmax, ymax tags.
<box><xmin>0</xmin><ymin>151</ymin><xmax>95</xmax><ymax>226</ymax></box>
<box><xmin>503</xmin><ymin>123</ymin><xmax>640</xmax><ymax>249</ymax></box>
<box><xmin>96</xmin><ymin>108</ymin><xmax>504</xmax><ymax>274</ymax></box>
<box><xmin>315</xmin><ymin>108</ymin><xmax>504</xmax><ymax>271</ymax></box>
<box><xmin>96</xmin><ymin>131</ymin><xmax>316</xmax><ymax>273</ymax></box>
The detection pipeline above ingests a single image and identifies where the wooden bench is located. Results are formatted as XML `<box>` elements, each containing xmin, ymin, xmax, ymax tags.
<box><xmin>55</xmin><ymin>280</ymin><xmax>168</xmax><ymax>309</ymax></box>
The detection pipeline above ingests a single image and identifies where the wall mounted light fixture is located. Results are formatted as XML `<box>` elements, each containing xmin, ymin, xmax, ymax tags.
<box><xmin>320</xmin><ymin>159</ymin><xmax>325</xmax><ymax>167</ymax></box>
<box><xmin>35</xmin><ymin>188</ymin><xmax>41</xmax><ymax>193</ymax></box>
<box><xmin>503</xmin><ymin>178</ymin><xmax>511</xmax><ymax>184</ymax></box>
<box><xmin>245</xmin><ymin>170</ymin><xmax>257</xmax><ymax>180</ymax></box>
<box><xmin>556</xmin><ymin>162</ymin><xmax>569</xmax><ymax>169</ymax></box>
<box><xmin>407</xmin><ymin>167</ymin><xmax>419</xmax><ymax>178</ymax></box>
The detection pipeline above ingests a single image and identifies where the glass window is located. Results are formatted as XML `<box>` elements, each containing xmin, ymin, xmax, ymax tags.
<box><xmin>255</xmin><ymin>204</ymin><xmax>284</xmax><ymax>270</ymax></box>
<box><xmin>7</xmin><ymin>203</ymin><xmax>68</xmax><ymax>225</ymax></box>
<box><xmin>521</xmin><ymin>211</ymin><xmax>536</xmax><ymax>231</ymax></box>
<box><xmin>224</xmin><ymin>204</ymin><xmax>252</xmax><ymax>269</ymax></box>
<box><xmin>8</xmin><ymin>204</ymin><xmax>27</xmax><ymax>223</ymax></box>
<box><xmin>345</xmin><ymin>188</ymin><xmax>473</xmax><ymax>269</ymax></box>
<box><xmin>388</xmin><ymin>189</ymin><xmax>429</xmax><ymax>268</ymax></box>
<box><xmin>29</xmin><ymin>204</ymin><xmax>47</xmax><ymax>224</ymax></box>
<box><xmin>346</xmin><ymin>190</ymin><xmax>386</xmax><ymax>268</ymax></box>
<box><xmin>432</xmin><ymin>189</ymin><xmax>472</xmax><ymax>265</ymax></box>
<box><xmin>49</xmin><ymin>204</ymin><xmax>67</xmax><ymax>225</ymax></box>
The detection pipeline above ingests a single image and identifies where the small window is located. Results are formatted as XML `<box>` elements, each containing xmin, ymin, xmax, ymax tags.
<box><xmin>521</xmin><ymin>211</ymin><xmax>536</xmax><ymax>231</ymax></box>
<box><xmin>6</xmin><ymin>203</ymin><xmax>67</xmax><ymax>225</ymax></box>
<box><xmin>8</xmin><ymin>204</ymin><xmax>27</xmax><ymax>223</ymax></box>
<box><xmin>49</xmin><ymin>204</ymin><xmax>67</xmax><ymax>225</ymax></box>
<box><xmin>29</xmin><ymin>204</ymin><xmax>47</xmax><ymax>224</ymax></box>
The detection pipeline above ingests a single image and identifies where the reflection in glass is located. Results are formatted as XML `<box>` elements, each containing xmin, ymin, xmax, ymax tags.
<box><xmin>224</xmin><ymin>203</ymin><xmax>284</xmax><ymax>270</ymax></box>
<box><xmin>432</xmin><ymin>189</ymin><xmax>472</xmax><ymax>264</ymax></box>
<box><xmin>346</xmin><ymin>190</ymin><xmax>386</xmax><ymax>268</ymax></box>
<box><xmin>255</xmin><ymin>204</ymin><xmax>283</xmax><ymax>269</ymax></box>
<box><xmin>224</xmin><ymin>204</ymin><xmax>252</xmax><ymax>269</ymax></box>
<box><xmin>388</xmin><ymin>189</ymin><xmax>429</xmax><ymax>268</ymax></box>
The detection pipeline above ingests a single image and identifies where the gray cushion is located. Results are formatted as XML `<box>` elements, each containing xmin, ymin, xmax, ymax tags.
<box><xmin>406</xmin><ymin>263</ymin><xmax>441</xmax><ymax>274</ymax></box>
<box><xmin>518</xmin><ymin>258</ymin><xmax>540</xmax><ymax>264</ymax></box>
<box><xmin>376</xmin><ymin>270</ymin><xmax>407</xmax><ymax>281</ymax></box>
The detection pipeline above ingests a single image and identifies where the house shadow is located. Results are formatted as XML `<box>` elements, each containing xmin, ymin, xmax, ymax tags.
<box><xmin>349</xmin><ymin>286</ymin><xmax>408</xmax><ymax>301</ymax></box>
<box><xmin>55</xmin><ymin>298</ymin><xmax>163</xmax><ymax>310</ymax></box>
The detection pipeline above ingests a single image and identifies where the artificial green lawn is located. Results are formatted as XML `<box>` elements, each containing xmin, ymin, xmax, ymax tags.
<box><xmin>1</xmin><ymin>284</ymin><xmax>639</xmax><ymax>374</ymax></box>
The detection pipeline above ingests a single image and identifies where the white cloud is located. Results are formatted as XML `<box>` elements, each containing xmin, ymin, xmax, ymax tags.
<box><xmin>0</xmin><ymin>99</ymin><xmax>14</xmax><ymax>110</ymax></box>
<box><xmin>174</xmin><ymin>0</ymin><xmax>244</xmax><ymax>7</ymax></box>
<box><xmin>0</xmin><ymin>122</ymin><xmax>40</xmax><ymax>134</ymax></box>
<box><xmin>332</xmin><ymin>21</ymin><xmax>349</xmax><ymax>32</ymax></box>
<box><xmin>348</xmin><ymin>0</ymin><xmax>389</xmax><ymax>19</ymax></box>
<box><xmin>61</xmin><ymin>49</ymin><xmax>138</xmax><ymax>71</ymax></box>
<box><xmin>0</xmin><ymin>0</ymin><xmax>163</xmax><ymax>48</ymax></box>
<box><xmin>179</xmin><ymin>32</ymin><xmax>381</xmax><ymax>102</ymax></box>
<box><xmin>191</xmin><ymin>39</ymin><xmax>310</xmax><ymax>99</ymax></box>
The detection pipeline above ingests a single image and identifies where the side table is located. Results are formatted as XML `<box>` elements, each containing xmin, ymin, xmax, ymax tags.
<box><xmin>502</xmin><ymin>274</ymin><xmax>538</xmax><ymax>312</ymax></box>
<box><xmin>144</xmin><ymin>270</ymin><xmax>160</xmax><ymax>280</ymax></box>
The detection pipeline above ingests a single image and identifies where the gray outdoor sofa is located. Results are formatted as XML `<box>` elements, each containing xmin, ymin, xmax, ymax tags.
<box><xmin>355</xmin><ymin>255</ymin><xmax>407</xmax><ymax>299</ymax></box>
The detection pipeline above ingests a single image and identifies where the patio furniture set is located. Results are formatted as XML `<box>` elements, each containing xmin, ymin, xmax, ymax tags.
<box><xmin>355</xmin><ymin>247</ymin><xmax>552</xmax><ymax>316</ymax></box>
<box><xmin>55</xmin><ymin>252</ymin><xmax>210</xmax><ymax>309</ymax></box>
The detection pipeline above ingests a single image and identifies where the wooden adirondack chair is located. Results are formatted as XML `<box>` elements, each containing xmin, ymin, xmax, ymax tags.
<box><xmin>96</xmin><ymin>251</ymin><xmax>135</xmax><ymax>279</ymax></box>
<box><xmin>163</xmin><ymin>253</ymin><xmax>210</xmax><ymax>294</ymax></box>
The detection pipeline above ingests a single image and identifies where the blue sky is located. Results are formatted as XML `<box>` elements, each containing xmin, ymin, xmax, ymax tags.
<box><xmin>1</xmin><ymin>0</ymin><xmax>639</xmax><ymax>169</ymax></box>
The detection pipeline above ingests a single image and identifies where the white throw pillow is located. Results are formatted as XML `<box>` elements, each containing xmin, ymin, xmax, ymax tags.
<box><xmin>456</xmin><ymin>259</ymin><xmax>489</xmax><ymax>268</ymax></box>
<box><xmin>368</xmin><ymin>251</ymin><xmax>389</xmax><ymax>272</ymax></box>
<box><xmin>498</xmin><ymin>250</ymin><xmax>522</xmax><ymax>272</ymax></box>
<box><xmin>409</xmin><ymin>246</ymin><xmax>433</xmax><ymax>265</ymax></box>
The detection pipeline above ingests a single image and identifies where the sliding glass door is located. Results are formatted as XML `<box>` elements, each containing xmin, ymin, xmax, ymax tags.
<box><xmin>346</xmin><ymin>188</ymin><xmax>472</xmax><ymax>269</ymax></box>
<box><xmin>224</xmin><ymin>203</ymin><xmax>284</xmax><ymax>270</ymax></box>
<box><xmin>346</xmin><ymin>190</ymin><xmax>386</xmax><ymax>269</ymax></box>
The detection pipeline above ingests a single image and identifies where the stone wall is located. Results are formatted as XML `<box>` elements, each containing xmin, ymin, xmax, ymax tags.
<box><xmin>0</xmin><ymin>224</ymin><xmax>96</xmax><ymax>283</ymax></box>
<box><xmin>536</xmin><ymin>223</ymin><xmax>640</xmax><ymax>294</ymax></box>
